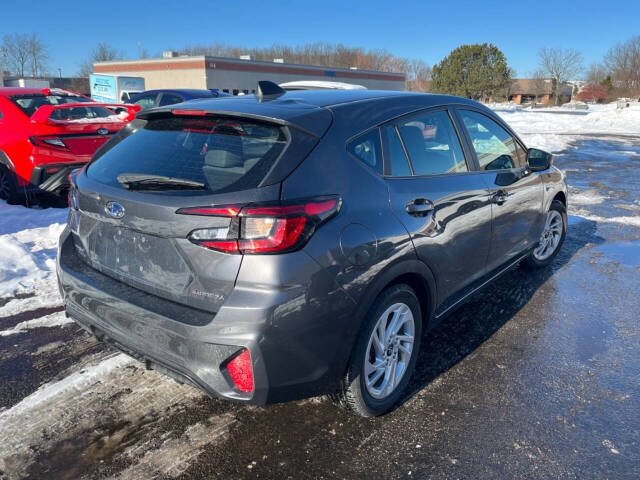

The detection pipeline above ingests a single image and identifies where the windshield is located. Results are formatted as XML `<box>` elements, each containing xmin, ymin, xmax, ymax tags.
<box><xmin>10</xmin><ymin>94</ymin><xmax>93</xmax><ymax>116</ymax></box>
<box><xmin>87</xmin><ymin>116</ymin><xmax>289</xmax><ymax>195</ymax></box>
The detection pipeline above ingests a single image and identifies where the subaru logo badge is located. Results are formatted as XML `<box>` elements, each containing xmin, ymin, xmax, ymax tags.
<box><xmin>105</xmin><ymin>201</ymin><xmax>125</xmax><ymax>219</ymax></box>
<box><xmin>97</xmin><ymin>128</ymin><xmax>109</xmax><ymax>135</ymax></box>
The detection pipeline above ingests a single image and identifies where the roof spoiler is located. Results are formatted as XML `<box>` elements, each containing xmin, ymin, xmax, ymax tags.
<box><xmin>255</xmin><ymin>81</ymin><xmax>286</xmax><ymax>102</ymax></box>
<box><xmin>30</xmin><ymin>103</ymin><xmax>141</xmax><ymax>124</ymax></box>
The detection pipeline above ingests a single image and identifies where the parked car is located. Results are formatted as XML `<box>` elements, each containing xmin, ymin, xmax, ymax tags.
<box><xmin>0</xmin><ymin>87</ymin><xmax>140</xmax><ymax>204</ymax></box>
<box><xmin>58</xmin><ymin>83</ymin><xmax>567</xmax><ymax>417</ymax></box>
<box><xmin>129</xmin><ymin>89</ymin><xmax>231</xmax><ymax>111</ymax></box>
<box><xmin>279</xmin><ymin>80</ymin><xmax>366</xmax><ymax>90</ymax></box>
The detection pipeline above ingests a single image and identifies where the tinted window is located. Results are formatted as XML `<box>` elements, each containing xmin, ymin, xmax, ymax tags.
<box><xmin>50</xmin><ymin>106</ymin><xmax>115</xmax><ymax>121</ymax></box>
<box><xmin>134</xmin><ymin>94</ymin><xmax>157</xmax><ymax>110</ymax></box>
<box><xmin>384</xmin><ymin>125</ymin><xmax>412</xmax><ymax>177</ymax></box>
<box><xmin>87</xmin><ymin>116</ymin><xmax>288</xmax><ymax>195</ymax></box>
<box><xmin>459</xmin><ymin>110</ymin><xmax>525</xmax><ymax>170</ymax></box>
<box><xmin>159</xmin><ymin>93</ymin><xmax>185</xmax><ymax>107</ymax></box>
<box><xmin>347</xmin><ymin>129</ymin><xmax>382</xmax><ymax>174</ymax></box>
<box><xmin>10</xmin><ymin>94</ymin><xmax>92</xmax><ymax>117</ymax></box>
<box><xmin>397</xmin><ymin>110</ymin><xmax>467</xmax><ymax>175</ymax></box>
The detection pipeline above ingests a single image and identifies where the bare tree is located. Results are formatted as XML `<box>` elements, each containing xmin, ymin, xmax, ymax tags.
<box><xmin>586</xmin><ymin>62</ymin><xmax>608</xmax><ymax>85</ymax></box>
<box><xmin>2</xmin><ymin>33</ymin><xmax>30</xmax><ymax>77</ymax></box>
<box><xmin>405</xmin><ymin>59</ymin><xmax>431</xmax><ymax>91</ymax></box>
<box><xmin>78</xmin><ymin>43</ymin><xmax>121</xmax><ymax>77</ymax></box>
<box><xmin>27</xmin><ymin>33</ymin><xmax>49</xmax><ymax>77</ymax></box>
<box><xmin>538</xmin><ymin>47</ymin><xmax>584</xmax><ymax>104</ymax></box>
<box><xmin>604</xmin><ymin>35</ymin><xmax>640</xmax><ymax>94</ymax></box>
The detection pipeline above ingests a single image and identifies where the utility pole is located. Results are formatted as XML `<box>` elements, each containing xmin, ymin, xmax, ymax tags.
<box><xmin>58</xmin><ymin>67</ymin><xmax>62</xmax><ymax>79</ymax></box>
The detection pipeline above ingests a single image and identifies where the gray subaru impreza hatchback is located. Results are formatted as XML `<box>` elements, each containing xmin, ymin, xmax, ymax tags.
<box><xmin>57</xmin><ymin>82</ymin><xmax>567</xmax><ymax>416</ymax></box>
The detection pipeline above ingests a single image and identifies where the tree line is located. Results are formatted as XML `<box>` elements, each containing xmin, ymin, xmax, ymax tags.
<box><xmin>173</xmin><ymin>42</ymin><xmax>432</xmax><ymax>91</ymax></box>
<box><xmin>1</xmin><ymin>33</ymin><xmax>49</xmax><ymax>78</ymax></box>
<box><xmin>2</xmin><ymin>33</ymin><xmax>638</xmax><ymax>102</ymax></box>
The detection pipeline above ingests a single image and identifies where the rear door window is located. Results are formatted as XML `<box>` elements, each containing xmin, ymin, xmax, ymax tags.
<box><xmin>87</xmin><ymin>116</ymin><xmax>289</xmax><ymax>194</ymax></box>
<box><xmin>383</xmin><ymin>125</ymin><xmax>412</xmax><ymax>177</ymax></box>
<box><xmin>396</xmin><ymin>110</ymin><xmax>468</xmax><ymax>175</ymax></box>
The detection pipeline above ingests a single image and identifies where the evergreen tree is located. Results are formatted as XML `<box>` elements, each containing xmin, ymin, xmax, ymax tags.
<box><xmin>431</xmin><ymin>43</ymin><xmax>511</xmax><ymax>101</ymax></box>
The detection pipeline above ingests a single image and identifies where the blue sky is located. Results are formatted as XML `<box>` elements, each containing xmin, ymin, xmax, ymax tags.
<box><xmin>2</xmin><ymin>0</ymin><xmax>637</xmax><ymax>78</ymax></box>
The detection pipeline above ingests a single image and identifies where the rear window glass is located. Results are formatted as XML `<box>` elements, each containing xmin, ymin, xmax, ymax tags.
<box><xmin>50</xmin><ymin>106</ymin><xmax>117</xmax><ymax>121</ymax></box>
<box><xmin>10</xmin><ymin>94</ymin><xmax>92</xmax><ymax>116</ymax></box>
<box><xmin>87</xmin><ymin>116</ymin><xmax>289</xmax><ymax>194</ymax></box>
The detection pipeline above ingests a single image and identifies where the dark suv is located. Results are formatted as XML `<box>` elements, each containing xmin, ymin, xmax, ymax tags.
<box><xmin>57</xmin><ymin>84</ymin><xmax>567</xmax><ymax>416</ymax></box>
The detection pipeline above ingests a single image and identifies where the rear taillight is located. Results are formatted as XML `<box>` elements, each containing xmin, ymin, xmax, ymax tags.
<box><xmin>225</xmin><ymin>349</ymin><xmax>253</xmax><ymax>393</ymax></box>
<box><xmin>30</xmin><ymin>136</ymin><xmax>68</xmax><ymax>150</ymax></box>
<box><xmin>178</xmin><ymin>196</ymin><xmax>341</xmax><ymax>254</ymax></box>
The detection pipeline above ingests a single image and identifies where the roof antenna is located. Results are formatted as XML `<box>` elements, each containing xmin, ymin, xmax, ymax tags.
<box><xmin>255</xmin><ymin>81</ymin><xmax>286</xmax><ymax>102</ymax></box>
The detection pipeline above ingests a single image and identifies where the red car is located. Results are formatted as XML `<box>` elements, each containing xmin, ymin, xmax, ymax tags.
<box><xmin>0</xmin><ymin>87</ymin><xmax>140</xmax><ymax>204</ymax></box>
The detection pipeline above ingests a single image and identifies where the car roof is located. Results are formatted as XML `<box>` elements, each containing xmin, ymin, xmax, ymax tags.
<box><xmin>136</xmin><ymin>89</ymin><xmax>214</xmax><ymax>97</ymax></box>
<box><xmin>0</xmin><ymin>87</ymin><xmax>72</xmax><ymax>97</ymax></box>
<box><xmin>141</xmin><ymin>89</ymin><xmax>487</xmax><ymax>138</ymax></box>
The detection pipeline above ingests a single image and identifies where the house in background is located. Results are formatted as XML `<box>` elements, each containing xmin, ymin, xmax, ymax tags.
<box><xmin>508</xmin><ymin>78</ymin><xmax>573</xmax><ymax>105</ymax></box>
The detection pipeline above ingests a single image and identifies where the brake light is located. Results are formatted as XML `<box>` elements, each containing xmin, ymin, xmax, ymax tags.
<box><xmin>178</xmin><ymin>196</ymin><xmax>341</xmax><ymax>254</ymax></box>
<box><xmin>30</xmin><ymin>136</ymin><xmax>68</xmax><ymax>150</ymax></box>
<box><xmin>172</xmin><ymin>109</ymin><xmax>207</xmax><ymax>116</ymax></box>
<box><xmin>226</xmin><ymin>349</ymin><xmax>253</xmax><ymax>393</ymax></box>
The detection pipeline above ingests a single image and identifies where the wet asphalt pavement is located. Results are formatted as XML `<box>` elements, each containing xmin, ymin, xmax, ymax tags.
<box><xmin>1</xmin><ymin>136</ymin><xmax>639</xmax><ymax>479</ymax></box>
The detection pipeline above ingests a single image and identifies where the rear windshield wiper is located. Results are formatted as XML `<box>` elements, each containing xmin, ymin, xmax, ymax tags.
<box><xmin>117</xmin><ymin>173</ymin><xmax>206</xmax><ymax>190</ymax></box>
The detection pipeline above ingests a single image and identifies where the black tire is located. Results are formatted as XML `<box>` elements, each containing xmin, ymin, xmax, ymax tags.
<box><xmin>0</xmin><ymin>166</ymin><xmax>20</xmax><ymax>204</ymax></box>
<box><xmin>332</xmin><ymin>284</ymin><xmax>422</xmax><ymax>417</ymax></box>
<box><xmin>524</xmin><ymin>199</ymin><xmax>567</xmax><ymax>269</ymax></box>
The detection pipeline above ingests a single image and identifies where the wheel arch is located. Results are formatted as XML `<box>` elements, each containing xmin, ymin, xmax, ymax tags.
<box><xmin>0</xmin><ymin>150</ymin><xmax>15</xmax><ymax>172</ymax></box>
<box><xmin>353</xmin><ymin>258</ymin><xmax>437</xmax><ymax>332</ymax></box>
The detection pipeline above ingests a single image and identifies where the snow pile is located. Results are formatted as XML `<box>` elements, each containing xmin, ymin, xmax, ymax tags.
<box><xmin>0</xmin><ymin>201</ymin><xmax>67</xmax><ymax>301</ymax></box>
<box><xmin>493</xmin><ymin>102</ymin><xmax>640</xmax><ymax>153</ymax></box>
<box><xmin>0</xmin><ymin>311</ymin><xmax>73</xmax><ymax>336</ymax></box>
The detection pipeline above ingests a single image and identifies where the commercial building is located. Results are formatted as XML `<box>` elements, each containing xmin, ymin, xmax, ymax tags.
<box><xmin>508</xmin><ymin>78</ymin><xmax>573</xmax><ymax>105</ymax></box>
<box><xmin>93</xmin><ymin>53</ymin><xmax>406</xmax><ymax>94</ymax></box>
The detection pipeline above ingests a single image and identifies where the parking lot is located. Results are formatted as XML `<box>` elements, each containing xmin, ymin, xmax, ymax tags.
<box><xmin>0</xmin><ymin>133</ymin><xmax>639</xmax><ymax>479</ymax></box>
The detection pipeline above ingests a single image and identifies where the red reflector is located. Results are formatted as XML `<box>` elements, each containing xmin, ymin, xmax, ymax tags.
<box><xmin>172</xmin><ymin>109</ymin><xmax>207</xmax><ymax>116</ymax></box>
<box><xmin>178</xmin><ymin>206</ymin><xmax>240</xmax><ymax>217</ymax></box>
<box><xmin>226</xmin><ymin>349</ymin><xmax>253</xmax><ymax>392</ymax></box>
<box><xmin>304</xmin><ymin>198</ymin><xmax>338</xmax><ymax>216</ymax></box>
<box><xmin>200</xmin><ymin>240</ymin><xmax>239</xmax><ymax>253</ymax></box>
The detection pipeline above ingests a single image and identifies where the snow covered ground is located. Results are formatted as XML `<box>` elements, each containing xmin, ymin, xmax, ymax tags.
<box><xmin>493</xmin><ymin>102</ymin><xmax>640</xmax><ymax>153</ymax></box>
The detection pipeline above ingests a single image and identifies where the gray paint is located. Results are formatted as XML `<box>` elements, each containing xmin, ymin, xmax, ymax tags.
<box><xmin>57</xmin><ymin>89</ymin><xmax>568</xmax><ymax>405</ymax></box>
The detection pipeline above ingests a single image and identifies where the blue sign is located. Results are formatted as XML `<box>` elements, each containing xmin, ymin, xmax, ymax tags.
<box><xmin>90</xmin><ymin>74</ymin><xmax>117</xmax><ymax>103</ymax></box>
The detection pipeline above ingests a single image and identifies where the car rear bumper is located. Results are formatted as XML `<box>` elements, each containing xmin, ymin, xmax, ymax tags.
<box><xmin>28</xmin><ymin>162</ymin><xmax>87</xmax><ymax>194</ymax></box>
<box><xmin>57</xmin><ymin>227</ymin><xmax>357</xmax><ymax>405</ymax></box>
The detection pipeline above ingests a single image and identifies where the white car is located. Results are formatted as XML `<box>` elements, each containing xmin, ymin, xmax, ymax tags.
<box><xmin>279</xmin><ymin>81</ymin><xmax>366</xmax><ymax>91</ymax></box>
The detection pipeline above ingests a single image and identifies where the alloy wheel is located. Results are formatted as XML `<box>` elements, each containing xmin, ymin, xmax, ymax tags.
<box><xmin>364</xmin><ymin>302</ymin><xmax>415</xmax><ymax>399</ymax></box>
<box><xmin>533</xmin><ymin>209</ymin><xmax>563</xmax><ymax>261</ymax></box>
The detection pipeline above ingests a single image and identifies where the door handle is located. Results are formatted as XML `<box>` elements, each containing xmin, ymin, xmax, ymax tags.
<box><xmin>492</xmin><ymin>190</ymin><xmax>510</xmax><ymax>205</ymax></box>
<box><xmin>406</xmin><ymin>198</ymin><xmax>434</xmax><ymax>216</ymax></box>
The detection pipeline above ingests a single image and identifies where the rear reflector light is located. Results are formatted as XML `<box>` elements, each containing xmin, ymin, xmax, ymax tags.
<box><xmin>226</xmin><ymin>349</ymin><xmax>253</xmax><ymax>392</ymax></box>
<box><xmin>178</xmin><ymin>196</ymin><xmax>341</xmax><ymax>254</ymax></box>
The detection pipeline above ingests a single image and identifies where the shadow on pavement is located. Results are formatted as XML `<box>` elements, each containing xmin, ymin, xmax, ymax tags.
<box><xmin>401</xmin><ymin>216</ymin><xmax>603</xmax><ymax>404</ymax></box>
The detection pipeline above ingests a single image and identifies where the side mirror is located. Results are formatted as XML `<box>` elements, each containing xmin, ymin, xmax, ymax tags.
<box><xmin>527</xmin><ymin>148</ymin><xmax>553</xmax><ymax>171</ymax></box>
